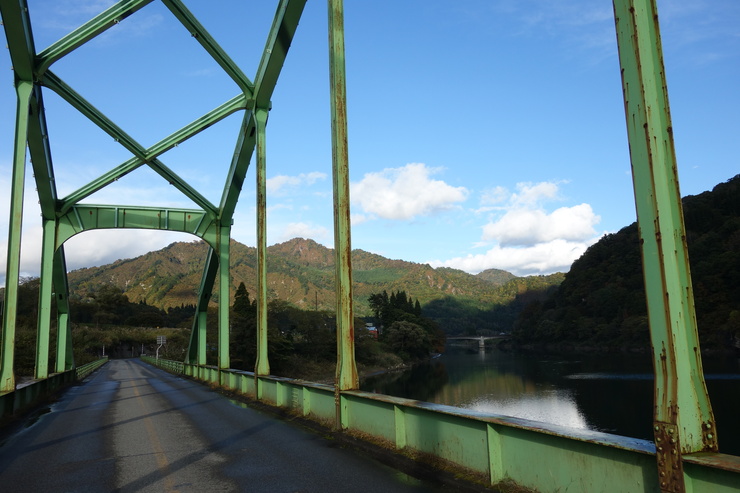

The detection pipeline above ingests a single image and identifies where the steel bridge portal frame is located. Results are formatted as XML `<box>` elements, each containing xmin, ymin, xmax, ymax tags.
<box><xmin>0</xmin><ymin>0</ymin><xmax>340</xmax><ymax>388</ymax></box>
<box><xmin>0</xmin><ymin>1</ymin><xmax>732</xmax><ymax>491</ymax></box>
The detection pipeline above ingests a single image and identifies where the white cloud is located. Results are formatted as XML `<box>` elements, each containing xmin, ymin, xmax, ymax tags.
<box><xmin>483</xmin><ymin>203</ymin><xmax>600</xmax><ymax>247</ymax></box>
<box><xmin>350</xmin><ymin>213</ymin><xmax>369</xmax><ymax>226</ymax></box>
<box><xmin>0</xmin><ymin>216</ymin><xmax>185</xmax><ymax>287</ymax></box>
<box><xmin>275</xmin><ymin>222</ymin><xmax>329</xmax><ymax>244</ymax></box>
<box><xmin>479</xmin><ymin>180</ymin><xmax>599</xmax><ymax>246</ymax></box>
<box><xmin>429</xmin><ymin>180</ymin><xmax>603</xmax><ymax>275</ymax></box>
<box><xmin>267</xmin><ymin>172</ymin><xmax>327</xmax><ymax>196</ymax></box>
<box><xmin>510</xmin><ymin>181</ymin><xmax>561</xmax><ymax>206</ymax></box>
<box><xmin>0</xmin><ymin>167</ymin><xmax>199</xmax><ymax>286</ymax></box>
<box><xmin>351</xmin><ymin>163</ymin><xmax>468</xmax><ymax>221</ymax></box>
<box><xmin>63</xmin><ymin>229</ymin><xmax>186</xmax><ymax>271</ymax></box>
<box><xmin>0</xmin><ymin>170</ymin><xmax>44</xmax><ymax>285</ymax></box>
<box><xmin>430</xmin><ymin>238</ymin><xmax>599</xmax><ymax>277</ymax></box>
<box><xmin>480</xmin><ymin>186</ymin><xmax>509</xmax><ymax>206</ymax></box>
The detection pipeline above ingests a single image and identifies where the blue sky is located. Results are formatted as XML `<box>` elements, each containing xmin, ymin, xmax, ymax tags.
<box><xmin>1</xmin><ymin>0</ymin><xmax>738</xmax><ymax>285</ymax></box>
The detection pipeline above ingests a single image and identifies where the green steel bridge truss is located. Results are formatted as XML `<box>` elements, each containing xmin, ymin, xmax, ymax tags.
<box><xmin>0</xmin><ymin>1</ymin><xmax>735</xmax><ymax>491</ymax></box>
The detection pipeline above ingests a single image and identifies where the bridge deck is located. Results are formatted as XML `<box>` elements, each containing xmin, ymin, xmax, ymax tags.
<box><xmin>0</xmin><ymin>360</ymin><xmax>484</xmax><ymax>492</ymax></box>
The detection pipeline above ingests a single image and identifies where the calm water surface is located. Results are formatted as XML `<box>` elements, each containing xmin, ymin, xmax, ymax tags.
<box><xmin>361</xmin><ymin>347</ymin><xmax>740</xmax><ymax>456</ymax></box>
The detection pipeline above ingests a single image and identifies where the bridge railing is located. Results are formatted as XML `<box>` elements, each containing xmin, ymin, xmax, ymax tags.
<box><xmin>141</xmin><ymin>356</ymin><xmax>183</xmax><ymax>374</ymax></box>
<box><xmin>143</xmin><ymin>358</ymin><xmax>740</xmax><ymax>493</ymax></box>
<box><xmin>0</xmin><ymin>357</ymin><xmax>108</xmax><ymax>421</ymax></box>
<box><xmin>75</xmin><ymin>357</ymin><xmax>109</xmax><ymax>380</ymax></box>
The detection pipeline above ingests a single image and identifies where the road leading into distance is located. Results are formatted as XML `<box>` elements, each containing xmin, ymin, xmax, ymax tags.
<box><xmin>0</xmin><ymin>359</ymin><xmax>470</xmax><ymax>492</ymax></box>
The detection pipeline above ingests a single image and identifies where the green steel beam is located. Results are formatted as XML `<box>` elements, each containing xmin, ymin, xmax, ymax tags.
<box><xmin>218</xmin><ymin>111</ymin><xmax>257</xmax><ymax>224</ymax></box>
<box><xmin>0</xmin><ymin>0</ymin><xmax>36</xmax><ymax>81</ymax></box>
<box><xmin>160</xmin><ymin>0</ymin><xmax>254</xmax><ymax>97</ymax></box>
<box><xmin>219</xmin><ymin>0</ymin><xmax>306</xmax><ymax>224</ymax></box>
<box><xmin>186</xmin><ymin>247</ymin><xmax>218</xmax><ymax>365</ymax></box>
<box><xmin>58</xmin><ymin>93</ymin><xmax>246</xmax><ymax>216</ymax></box>
<box><xmin>0</xmin><ymin>80</ymin><xmax>33</xmax><ymax>392</ymax></box>
<box><xmin>35</xmin><ymin>0</ymin><xmax>155</xmax><ymax>78</ymax></box>
<box><xmin>253</xmin><ymin>0</ymin><xmax>308</xmax><ymax>109</ymax></box>
<box><xmin>42</xmin><ymin>72</ymin><xmax>218</xmax><ymax>215</ymax></box>
<box><xmin>1</xmin><ymin>0</ymin><xmax>59</xmax><ymax>386</ymax></box>
<box><xmin>56</xmin><ymin>205</ymin><xmax>218</xmax><ymax>250</ymax></box>
<box><xmin>27</xmin><ymin>86</ymin><xmax>59</xmax><ymax>219</ymax></box>
<box><xmin>254</xmin><ymin>108</ymin><xmax>270</xmax><ymax>376</ymax></box>
<box><xmin>53</xmin><ymin>247</ymin><xmax>74</xmax><ymax>372</ymax></box>
<box><xmin>0</xmin><ymin>0</ymin><xmax>58</xmax><ymax>226</ymax></box>
<box><xmin>218</xmin><ymin>226</ymin><xmax>230</xmax><ymax>371</ymax></box>
<box><xmin>328</xmin><ymin>0</ymin><xmax>358</xmax><ymax>395</ymax></box>
<box><xmin>35</xmin><ymin>219</ymin><xmax>55</xmax><ymax>379</ymax></box>
<box><xmin>613</xmin><ymin>0</ymin><xmax>717</xmax><ymax>489</ymax></box>
<box><xmin>42</xmin><ymin>71</ymin><xmax>143</xmax><ymax>157</ymax></box>
<box><xmin>1</xmin><ymin>1</ymin><xmax>60</xmax><ymax>219</ymax></box>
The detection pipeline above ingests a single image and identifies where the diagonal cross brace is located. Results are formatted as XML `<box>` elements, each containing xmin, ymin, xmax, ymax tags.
<box><xmin>42</xmin><ymin>71</ymin><xmax>218</xmax><ymax>215</ymax></box>
<box><xmin>219</xmin><ymin>0</ymin><xmax>307</xmax><ymax>223</ymax></box>
<box><xmin>35</xmin><ymin>0</ymin><xmax>156</xmax><ymax>77</ymax></box>
<box><xmin>57</xmin><ymin>92</ymin><xmax>247</xmax><ymax>216</ymax></box>
<box><xmin>161</xmin><ymin>0</ymin><xmax>254</xmax><ymax>96</ymax></box>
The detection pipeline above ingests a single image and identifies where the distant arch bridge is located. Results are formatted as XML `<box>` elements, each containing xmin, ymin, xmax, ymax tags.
<box><xmin>446</xmin><ymin>335</ymin><xmax>508</xmax><ymax>350</ymax></box>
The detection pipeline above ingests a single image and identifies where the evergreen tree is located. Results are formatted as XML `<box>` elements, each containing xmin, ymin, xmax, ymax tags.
<box><xmin>367</xmin><ymin>289</ymin><xmax>446</xmax><ymax>361</ymax></box>
<box><xmin>231</xmin><ymin>282</ymin><xmax>257</xmax><ymax>369</ymax></box>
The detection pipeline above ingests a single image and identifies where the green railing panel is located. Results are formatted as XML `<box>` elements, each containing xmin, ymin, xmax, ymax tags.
<box><xmin>160</xmin><ymin>359</ymin><xmax>739</xmax><ymax>493</ymax></box>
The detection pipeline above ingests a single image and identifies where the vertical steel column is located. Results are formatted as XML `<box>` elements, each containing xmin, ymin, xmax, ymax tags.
<box><xmin>35</xmin><ymin>219</ymin><xmax>56</xmax><ymax>379</ymax></box>
<box><xmin>613</xmin><ymin>0</ymin><xmax>717</xmax><ymax>489</ymax></box>
<box><xmin>1</xmin><ymin>81</ymin><xmax>33</xmax><ymax>392</ymax></box>
<box><xmin>197</xmin><ymin>310</ymin><xmax>207</xmax><ymax>367</ymax></box>
<box><xmin>185</xmin><ymin>315</ymin><xmax>199</xmax><ymax>365</ymax></box>
<box><xmin>255</xmin><ymin>107</ymin><xmax>271</xmax><ymax>376</ymax></box>
<box><xmin>186</xmin><ymin>248</ymin><xmax>218</xmax><ymax>367</ymax></box>
<box><xmin>55</xmin><ymin>312</ymin><xmax>73</xmax><ymax>371</ymax></box>
<box><xmin>218</xmin><ymin>226</ymin><xmax>231</xmax><ymax>370</ymax></box>
<box><xmin>328</xmin><ymin>0</ymin><xmax>359</xmax><ymax>396</ymax></box>
<box><xmin>54</xmin><ymin>248</ymin><xmax>74</xmax><ymax>372</ymax></box>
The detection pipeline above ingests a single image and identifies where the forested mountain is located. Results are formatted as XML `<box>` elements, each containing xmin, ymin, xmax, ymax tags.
<box><xmin>63</xmin><ymin>238</ymin><xmax>563</xmax><ymax>335</ymax></box>
<box><xmin>514</xmin><ymin>175</ymin><xmax>740</xmax><ymax>352</ymax></box>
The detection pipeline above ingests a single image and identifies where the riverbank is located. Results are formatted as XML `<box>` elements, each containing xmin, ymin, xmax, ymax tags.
<box><xmin>497</xmin><ymin>339</ymin><xmax>739</xmax><ymax>356</ymax></box>
<box><xmin>281</xmin><ymin>353</ymin><xmax>436</xmax><ymax>386</ymax></box>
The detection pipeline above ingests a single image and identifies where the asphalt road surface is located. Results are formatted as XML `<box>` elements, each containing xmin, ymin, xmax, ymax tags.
<box><xmin>0</xmin><ymin>359</ymin><xmax>474</xmax><ymax>492</ymax></box>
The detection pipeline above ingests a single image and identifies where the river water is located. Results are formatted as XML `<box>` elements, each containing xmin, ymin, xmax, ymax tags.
<box><xmin>360</xmin><ymin>346</ymin><xmax>740</xmax><ymax>456</ymax></box>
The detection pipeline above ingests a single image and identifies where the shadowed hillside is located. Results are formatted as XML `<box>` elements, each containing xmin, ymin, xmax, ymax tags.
<box><xmin>513</xmin><ymin>174</ymin><xmax>740</xmax><ymax>352</ymax></box>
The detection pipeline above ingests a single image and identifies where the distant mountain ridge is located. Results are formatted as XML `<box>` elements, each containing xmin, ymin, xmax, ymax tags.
<box><xmin>66</xmin><ymin>238</ymin><xmax>562</xmax><ymax>325</ymax></box>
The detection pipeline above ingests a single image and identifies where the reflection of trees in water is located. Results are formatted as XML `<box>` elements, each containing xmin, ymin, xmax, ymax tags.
<box><xmin>361</xmin><ymin>361</ymin><xmax>449</xmax><ymax>403</ymax></box>
<box><xmin>431</xmin><ymin>370</ymin><xmax>539</xmax><ymax>407</ymax></box>
<box><xmin>361</xmin><ymin>349</ymin><xmax>740</xmax><ymax>455</ymax></box>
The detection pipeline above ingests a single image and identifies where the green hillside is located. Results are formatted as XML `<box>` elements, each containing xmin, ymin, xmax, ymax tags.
<box><xmin>64</xmin><ymin>237</ymin><xmax>563</xmax><ymax>335</ymax></box>
<box><xmin>513</xmin><ymin>174</ymin><xmax>740</xmax><ymax>352</ymax></box>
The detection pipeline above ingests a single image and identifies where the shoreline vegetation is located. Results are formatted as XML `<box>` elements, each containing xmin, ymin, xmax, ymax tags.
<box><xmin>499</xmin><ymin>341</ymin><xmax>739</xmax><ymax>356</ymax></box>
<box><xmin>3</xmin><ymin>175</ymin><xmax>739</xmax><ymax>378</ymax></box>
